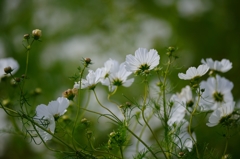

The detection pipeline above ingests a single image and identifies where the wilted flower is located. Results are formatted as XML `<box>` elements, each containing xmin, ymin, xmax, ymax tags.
<box><xmin>178</xmin><ymin>64</ymin><xmax>209</xmax><ymax>80</ymax></box>
<box><xmin>201</xmin><ymin>58</ymin><xmax>232</xmax><ymax>73</ymax></box>
<box><xmin>206</xmin><ymin>101</ymin><xmax>235</xmax><ymax>127</ymax></box>
<box><xmin>34</xmin><ymin>97</ymin><xmax>69</xmax><ymax>141</ymax></box>
<box><xmin>125</xmin><ymin>48</ymin><xmax>160</xmax><ymax>75</ymax></box>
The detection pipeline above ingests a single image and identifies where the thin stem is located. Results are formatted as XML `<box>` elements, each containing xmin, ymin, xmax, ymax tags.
<box><xmin>93</xmin><ymin>90</ymin><xmax>122</xmax><ymax>123</ymax></box>
<box><xmin>72</xmin><ymin>65</ymin><xmax>86</xmax><ymax>150</ymax></box>
<box><xmin>188</xmin><ymin>88</ymin><xmax>200</xmax><ymax>158</ymax></box>
<box><xmin>87</xmin><ymin>137</ymin><xmax>121</xmax><ymax>159</ymax></box>
<box><xmin>126</xmin><ymin>127</ymin><xmax>158</xmax><ymax>159</ymax></box>
<box><xmin>119</xmin><ymin>146</ymin><xmax>124</xmax><ymax>159</ymax></box>
<box><xmin>223</xmin><ymin>127</ymin><xmax>229</xmax><ymax>156</ymax></box>
<box><xmin>142</xmin><ymin>107</ymin><xmax>167</xmax><ymax>159</ymax></box>
<box><xmin>136</xmin><ymin>112</ymin><xmax>153</xmax><ymax>152</ymax></box>
<box><xmin>80</xmin><ymin>107</ymin><xmax>118</xmax><ymax>124</ymax></box>
<box><xmin>22</xmin><ymin>115</ymin><xmax>75</xmax><ymax>151</ymax></box>
<box><xmin>159</xmin><ymin>57</ymin><xmax>174</xmax><ymax>159</ymax></box>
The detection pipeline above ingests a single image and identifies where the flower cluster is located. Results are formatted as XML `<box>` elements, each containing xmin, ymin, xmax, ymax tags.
<box><xmin>178</xmin><ymin>58</ymin><xmax>236</xmax><ymax>128</ymax></box>
<box><xmin>74</xmin><ymin>48</ymin><xmax>160</xmax><ymax>92</ymax></box>
<box><xmin>2</xmin><ymin>29</ymin><xmax>240</xmax><ymax>159</ymax></box>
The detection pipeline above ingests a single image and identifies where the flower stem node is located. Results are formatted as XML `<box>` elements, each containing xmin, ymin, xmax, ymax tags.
<box><xmin>4</xmin><ymin>66</ymin><xmax>13</xmax><ymax>74</ymax></box>
<box><xmin>86</xmin><ymin>130</ymin><xmax>93</xmax><ymax>139</ymax></box>
<box><xmin>32</xmin><ymin>29</ymin><xmax>42</xmax><ymax>40</ymax></box>
<box><xmin>27</xmin><ymin>45</ymin><xmax>31</xmax><ymax>50</ymax></box>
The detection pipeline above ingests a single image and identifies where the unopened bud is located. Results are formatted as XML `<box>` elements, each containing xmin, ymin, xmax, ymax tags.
<box><xmin>126</xmin><ymin>102</ymin><xmax>131</xmax><ymax>107</ymax></box>
<box><xmin>86</xmin><ymin>130</ymin><xmax>93</xmax><ymax>139</ymax></box>
<box><xmin>84</xmin><ymin>58</ymin><xmax>92</xmax><ymax>67</ymax></box>
<box><xmin>23</xmin><ymin>34</ymin><xmax>30</xmax><ymax>40</ymax></box>
<box><xmin>4</xmin><ymin>66</ymin><xmax>13</xmax><ymax>74</ymax></box>
<box><xmin>32</xmin><ymin>29</ymin><xmax>42</xmax><ymax>40</ymax></box>
<box><xmin>81</xmin><ymin>118</ymin><xmax>90</xmax><ymax>127</ymax></box>
<box><xmin>15</xmin><ymin>77</ymin><xmax>21</xmax><ymax>83</ymax></box>
<box><xmin>62</xmin><ymin>89</ymin><xmax>75</xmax><ymax>100</ymax></box>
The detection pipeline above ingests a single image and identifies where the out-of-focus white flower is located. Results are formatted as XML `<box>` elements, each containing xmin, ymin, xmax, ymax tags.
<box><xmin>102</xmin><ymin>62</ymin><xmax>134</xmax><ymax>92</ymax></box>
<box><xmin>178</xmin><ymin>64</ymin><xmax>209</xmax><ymax>80</ymax></box>
<box><xmin>201</xmin><ymin>58</ymin><xmax>232</xmax><ymax>73</ymax></box>
<box><xmin>125</xmin><ymin>48</ymin><xmax>160</xmax><ymax>74</ymax></box>
<box><xmin>74</xmin><ymin>68</ymin><xmax>103</xmax><ymax>90</ymax></box>
<box><xmin>174</xmin><ymin>120</ymin><xmax>196</xmax><ymax>152</ymax></box>
<box><xmin>0</xmin><ymin>57</ymin><xmax>19</xmax><ymax>78</ymax></box>
<box><xmin>177</xmin><ymin>85</ymin><xmax>194</xmax><ymax>108</ymax></box>
<box><xmin>199</xmin><ymin>75</ymin><xmax>233</xmax><ymax>111</ymax></box>
<box><xmin>34</xmin><ymin>97</ymin><xmax>69</xmax><ymax>141</ymax></box>
<box><xmin>168</xmin><ymin>95</ymin><xmax>186</xmax><ymax>126</ymax></box>
<box><xmin>168</xmin><ymin>86</ymin><xmax>194</xmax><ymax>126</ymax></box>
<box><xmin>100</xmin><ymin>58</ymin><xmax>119</xmax><ymax>85</ymax></box>
<box><xmin>207</xmin><ymin>101</ymin><xmax>235</xmax><ymax>127</ymax></box>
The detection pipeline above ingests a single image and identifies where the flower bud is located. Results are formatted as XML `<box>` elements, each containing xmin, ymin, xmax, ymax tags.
<box><xmin>86</xmin><ymin>130</ymin><xmax>93</xmax><ymax>139</ymax></box>
<box><xmin>4</xmin><ymin>66</ymin><xmax>13</xmax><ymax>74</ymax></box>
<box><xmin>62</xmin><ymin>89</ymin><xmax>75</xmax><ymax>100</ymax></box>
<box><xmin>84</xmin><ymin>57</ymin><xmax>92</xmax><ymax>67</ymax></box>
<box><xmin>125</xmin><ymin>102</ymin><xmax>131</xmax><ymax>107</ymax></box>
<box><xmin>23</xmin><ymin>34</ymin><xmax>30</xmax><ymax>40</ymax></box>
<box><xmin>2</xmin><ymin>99</ymin><xmax>11</xmax><ymax>107</ymax></box>
<box><xmin>32</xmin><ymin>29</ymin><xmax>42</xmax><ymax>40</ymax></box>
<box><xmin>15</xmin><ymin>77</ymin><xmax>21</xmax><ymax>83</ymax></box>
<box><xmin>81</xmin><ymin>118</ymin><xmax>90</xmax><ymax>127</ymax></box>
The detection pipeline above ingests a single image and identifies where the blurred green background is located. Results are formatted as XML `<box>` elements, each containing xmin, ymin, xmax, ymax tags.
<box><xmin>0</xmin><ymin>0</ymin><xmax>240</xmax><ymax>158</ymax></box>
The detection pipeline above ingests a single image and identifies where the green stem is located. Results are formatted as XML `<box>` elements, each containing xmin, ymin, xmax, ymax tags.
<box><xmin>188</xmin><ymin>88</ymin><xmax>200</xmax><ymax>158</ymax></box>
<box><xmin>136</xmin><ymin>112</ymin><xmax>153</xmax><ymax>152</ymax></box>
<box><xmin>93</xmin><ymin>90</ymin><xmax>121</xmax><ymax>123</ymax></box>
<box><xmin>72</xmin><ymin>65</ymin><xmax>86</xmax><ymax>150</ymax></box>
<box><xmin>223</xmin><ymin>127</ymin><xmax>229</xmax><ymax>157</ymax></box>
<box><xmin>160</xmin><ymin>58</ymin><xmax>173</xmax><ymax>159</ymax></box>
<box><xmin>126</xmin><ymin>127</ymin><xmax>158</xmax><ymax>159</ymax></box>
<box><xmin>142</xmin><ymin>106</ymin><xmax>167</xmax><ymax>159</ymax></box>
<box><xmin>119</xmin><ymin>146</ymin><xmax>124</xmax><ymax>159</ymax></box>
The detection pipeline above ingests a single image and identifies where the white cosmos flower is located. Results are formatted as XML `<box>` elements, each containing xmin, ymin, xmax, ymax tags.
<box><xmin>0</xmin><ymin>57</ymin><xmax>19</xmax><ymax>78</ymax></box>
<box><xmin>168</xmin><ymin>95</ymin><xmax>186</xmax><ymax>126</ymax></box>
<box><xmin>102</xmin><ymin>62</ymin><xmax>134</xmax><ymax>92</ymax></box>
<box><xmin>207</xmin><ymin>101</ymin><xmax>235</xmax><ymax>127</ymax></box>
<box><xmin>100</xmin><ymin>58</ymin><xmax>118</xmax><ymax>79</ymax></box>
<box><xmin>74</xmin><ymin>68</ymin><xmax>103</xmax><ymax>90</ymax></box>
<box><xmin>125</xmin><ymin>48</ymin><xmax>160</xmax><ymax>74</ymax></box>
<box><xmin>199</xmin><ymin>75</ymin><xmax>233</xmax><ymax>111</ymax></box>
<box><xmin>168</xmin><ymin>86</ymin><xmax>194</xmax><ymax>126</ymax></box>
<box><xmin>34</xmin><ymin>97</ymin><xmax>69</xmax><ymax>141</ymax></box>
<box><xmin>201</xmin><ymin>58</ymin><xmax>232</xmax><ymax>73</ymax></box>
<box><xmin>174</xmin><ymin>120</ymin><xmax>196</xmax><ymax>152</ymax></box>
<box><xmin>177</xmin><ymin>85</ymin><xmax>194</xmax><ymax>109</ymax></box>
<box><xmin>178</xmin><ymin>64</ymin><xmax>209</xmax><ymax>80</ymax></box>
